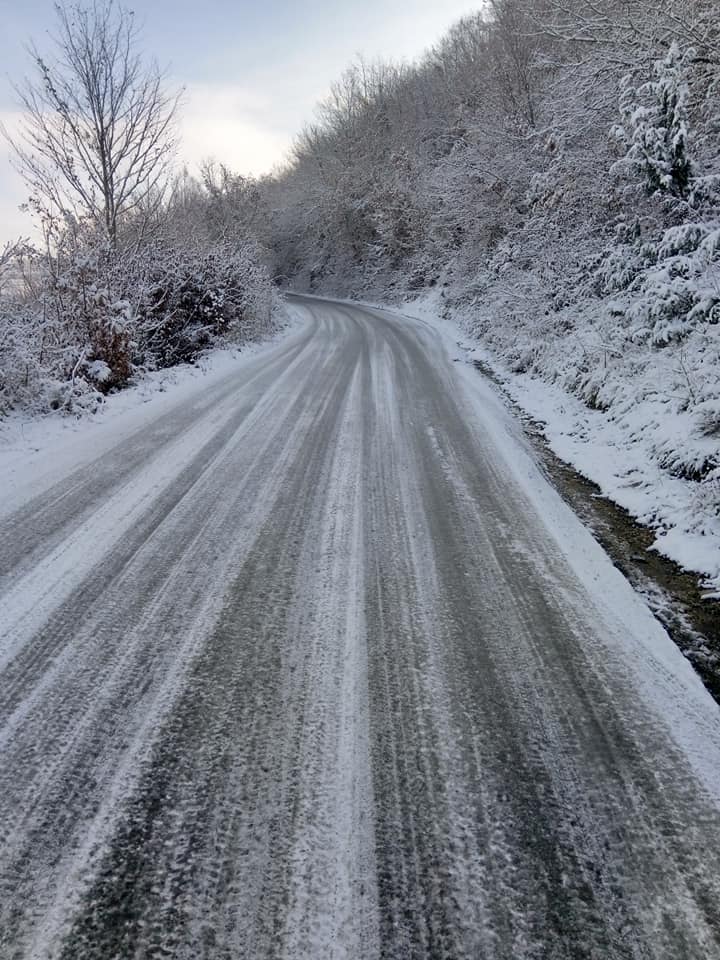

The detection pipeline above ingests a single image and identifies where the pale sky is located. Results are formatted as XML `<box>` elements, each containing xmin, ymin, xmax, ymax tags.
<box><xmin>0</xmin><ymin>0</ymin><xmax>483</xmax><ymax>244</ymax></box>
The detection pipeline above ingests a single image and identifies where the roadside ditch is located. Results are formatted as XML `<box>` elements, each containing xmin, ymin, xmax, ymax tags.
<box><xmin>473</xmin><ymin>358</ymin><xmax>720</xmax><ymax>707</ymax></box>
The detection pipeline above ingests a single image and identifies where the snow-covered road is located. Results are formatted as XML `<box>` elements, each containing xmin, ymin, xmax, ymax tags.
<box><xmin>2</xmin><ymin>295</ymin><xmax>720</xmax><ymax>959</ymax></box>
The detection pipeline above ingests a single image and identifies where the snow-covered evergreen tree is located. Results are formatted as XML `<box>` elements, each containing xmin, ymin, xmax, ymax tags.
<box><xmin>613</xmin><ymin>42</ymin><xmax>693</xmax><ymax>198</ymax></box>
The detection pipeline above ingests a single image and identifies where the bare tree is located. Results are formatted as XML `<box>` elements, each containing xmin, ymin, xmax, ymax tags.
<box><xmin>4</xmin><ymin>1</ymin><xmax>181</xmax><ymax>244</ymax></box>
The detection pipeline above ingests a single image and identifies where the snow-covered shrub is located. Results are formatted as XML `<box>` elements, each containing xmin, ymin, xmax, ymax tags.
<box><xmin>696</xmin><ymin>400</ymin><xmax>720</xmax><ymax>439</ymax></box>
<box><xmin>0</xmin><ymin>230</ymin><xmax>278</xmax><ymax>414</ymax></box>
<box><xmin>595</xmin><ymin>220</ymin><xmax>720</xmax><ymax>346</ymax></box>
<box><xmin>45</xmin><ymin>244</ymin><xmax>135</xmax><ymax>393</ymax></box>
<box><xmin>0</xmin><ymin>301</ymin><xmax>44</xmax><ymax>413</ymax></box>
<box><xmin>136</xmin><ymin>241</ymin><xmax>275</xmax><ymax>368</ymax></box>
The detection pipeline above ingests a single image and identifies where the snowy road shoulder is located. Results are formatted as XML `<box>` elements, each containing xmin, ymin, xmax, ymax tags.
<box><xmin>0</xmin><ymin>309</ymin><xmax>307</xmax><ymax>520</ymax></box>
<box><xmin>450</xmin><ymin>350</ymin><xmax>720</xmax><ymax>803</ymax></box>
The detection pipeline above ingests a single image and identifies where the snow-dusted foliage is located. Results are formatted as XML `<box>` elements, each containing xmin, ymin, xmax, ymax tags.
<box><xmin>137</xmin><ymin>240</ymin><xmax>276</xmax><ymax>368</ymax></box>
<box><xmin>612</xmin><ymin>42</ymin><xmax>693</xmax><ymax>198</ymax></box>
<box><xmin>0</xmin><ymin>220</ymin><xmax>279</xmax><ymax>415</ymax></box>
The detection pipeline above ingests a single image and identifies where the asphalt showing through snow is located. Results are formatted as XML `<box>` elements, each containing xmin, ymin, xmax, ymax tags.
<box><xmin>1</xmin><ymin>295</ymin><xmax>720</xmax><ymax>959</ymax></box>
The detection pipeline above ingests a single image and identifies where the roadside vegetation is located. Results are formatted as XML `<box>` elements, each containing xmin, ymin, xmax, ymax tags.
<box><xmin>0</xmin><ymin>1</ymin><xmax>279</xmax><ymax>416</ymax></box>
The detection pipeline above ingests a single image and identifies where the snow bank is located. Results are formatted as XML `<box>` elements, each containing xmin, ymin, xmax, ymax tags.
<box><xmin>0</xmin><ymin>303</ymin><xmax>302</xmax><ymax>518</ymax></box>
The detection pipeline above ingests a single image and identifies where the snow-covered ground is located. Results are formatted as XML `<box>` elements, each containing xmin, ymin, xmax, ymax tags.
<box><xmin>397</xmin><ymin>289</ymin><xmax>720</xmax><ymax>599</ymax></box>
<box><xmin>0</xmin><ymin>318</ymin><xmax>301</xmax><ymax>519</ymax></box>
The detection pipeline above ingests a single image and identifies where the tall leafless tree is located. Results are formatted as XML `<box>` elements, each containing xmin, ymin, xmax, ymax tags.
<box><xmin>4</xmin><ymin>1</ymin><xmax>181</xmax><ymax>244</ymax></box>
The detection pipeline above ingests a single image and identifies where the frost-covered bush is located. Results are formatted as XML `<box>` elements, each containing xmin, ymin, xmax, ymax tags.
<box><xmin>594</xmin><ymin>221</ymin><xmax>720</xmax><ymax>346</ymax></box>
<box><xmin>48</xmin><ymin>245</ymin><xmax>135</xmax><ymax>392</ymax></box>
<box><xmin>0</xmin><ymin>302</ymin><xmax>45</xmax><ymax>413</ymax></box>
<box><xmin>136</xmin><ymin>241</ymin><xmax>275</xmax><ymax>368</ymax></box>
<box><xmin>0</xmin><ymin>228</ymin><xmax>278</xmax><ymax>414</ymax></box>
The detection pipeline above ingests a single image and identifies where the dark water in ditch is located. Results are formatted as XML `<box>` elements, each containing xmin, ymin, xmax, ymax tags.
<box><xmin>474</xmin><ymin>360</ymin><xmax>720</xmax><ymax>705</ymax></box>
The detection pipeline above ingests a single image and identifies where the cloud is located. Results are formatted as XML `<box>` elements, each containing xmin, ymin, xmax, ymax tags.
<box><xmin>0</xmin><ymin>111</ymin><xmax>35</xmax><ymax>243</ymax></box>
<box><xmin>334</xmin><ymin>0</ymin><xmax>483</xmax><ymax>64</ymax></box>
<box><xmin>179</xmin><ymin>83</ymin><xmax>294</xmax><ymax>177</ymax></box>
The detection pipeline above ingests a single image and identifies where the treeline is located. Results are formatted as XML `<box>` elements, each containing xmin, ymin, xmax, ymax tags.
<box><xmin>0</xmin><ymin>3</ymin><xmax>278</xmax><ymax>415</ymax></box>
<box><xmin>264</xmin><ymin>1</ymin><xmax>720</xmax><ymax>318</ymax></box>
